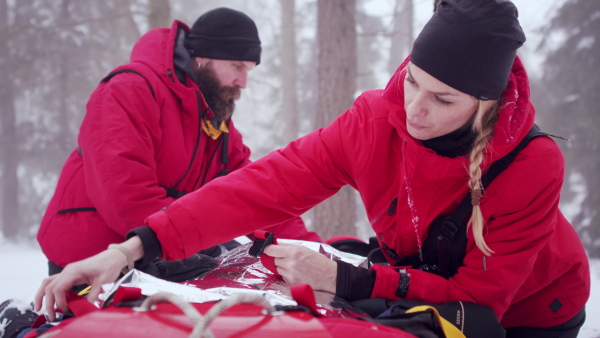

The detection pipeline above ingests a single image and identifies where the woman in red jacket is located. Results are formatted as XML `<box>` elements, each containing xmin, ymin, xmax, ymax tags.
<box><xmin>37</xmin><ymin>1</ymin><xmax>589</xmax><ymax>337</ymax></box>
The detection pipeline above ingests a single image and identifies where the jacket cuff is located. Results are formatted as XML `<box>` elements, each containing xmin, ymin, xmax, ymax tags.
<box><xmin>369</xmin><ymin>264</ymin><xmax>403</xmax><ymax>300</ymax></box>
<box><xmin>335</xmin><ymin>260</ymin><xmax>376</xmax><ymax>301</ymax></box>
<box><xmin>126</xmin><ymin>226</ymin><xmax>162</xmax><ymax>270</ymax></box>
<box><xmin>145</xmin><ymin>208</ymin><xmax>186</xmax><ymax>260</ymax></box>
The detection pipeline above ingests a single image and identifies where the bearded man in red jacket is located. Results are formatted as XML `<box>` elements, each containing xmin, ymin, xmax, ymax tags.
<box><xmin>37</xmin><ymin>7</ymin><xmax>320</xmax><ymax>276</ymax></box>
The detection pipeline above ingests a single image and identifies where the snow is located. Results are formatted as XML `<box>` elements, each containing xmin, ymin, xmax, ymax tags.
<box><xmin>0</xmin><ymin>238</ymin><xmax>598</xmax><ymax>337</ymax></box>
<box><xmin>0</xmin><ymin>240</ymin><xmax>48</xmax><ymax>304</ymax></box>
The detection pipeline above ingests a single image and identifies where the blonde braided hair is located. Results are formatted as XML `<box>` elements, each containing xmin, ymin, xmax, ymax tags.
<box><xmin>467</xmin><ymin>99</ymin><xmax>500</xmax><ymax>256</ymax></box>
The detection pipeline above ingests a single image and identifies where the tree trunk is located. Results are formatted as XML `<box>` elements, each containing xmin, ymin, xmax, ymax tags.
<box><xmin>281</xmin><ymin>0</ymin><xmax>299</xmax><ymax>144</ymax></box>
<box><xmin>57</xmin><ymin>0</ymin><xmax>73</xmax><ymax>154</ymax></box>
<box><xmin>0</xmin><ymin>0</ymin><xmax>20</xmax><ymax>239</ymax></box>
<box><xmin>148</xmin><ymin>0</ymin><xmax>171</xmax><ymax>29</ymax></box>
<box><xmin>312</xmin><ymin>0</ymin><xmax>357</xmax><ymax>240</ymax></box>
<box><xmin>388</xmin><ymin>0</ymin><xmax>414</xmax><ymax>75</ymax></box>
<box><xmin>406</xmin><ymin>0</ymin><xmax>414</xmax><ymax>50</ymax></box>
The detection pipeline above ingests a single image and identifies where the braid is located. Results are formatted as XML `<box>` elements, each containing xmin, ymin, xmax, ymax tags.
<box><xmin>467</xmin><ymin>100</ymin><xmax>499</xmax><ymax>256</ymax></box>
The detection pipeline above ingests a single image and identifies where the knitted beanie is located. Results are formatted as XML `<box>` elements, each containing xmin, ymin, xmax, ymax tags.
<box><xmin>185</xmin><ymin>7</ymin><xmax>261</xmax><ymax>65</ymax></box>
<box><xmin>410</xmin><ymin>0</ymin><xmax>525</xmax><ymax>100</ymax></box>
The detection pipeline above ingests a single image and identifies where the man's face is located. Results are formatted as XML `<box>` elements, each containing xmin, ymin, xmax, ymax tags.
<box><xmin>195</xmin><ymin>59</ymin><xmax>256</xmax><ymax>121</ymax></box>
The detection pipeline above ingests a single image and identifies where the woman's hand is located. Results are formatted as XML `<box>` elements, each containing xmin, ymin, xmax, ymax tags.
<box><xmin>263</xmin><ymin>243</ymin><xmax>337</xmax><ymax>294</ymax></box>
<box><xmin>34</xmin><ymin>236</ymin><xmax>144</xmax><ymax>321</ymax></box>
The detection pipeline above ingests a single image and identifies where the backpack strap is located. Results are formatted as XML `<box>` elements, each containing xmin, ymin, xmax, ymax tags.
<box><xmin>436</xmin><ymin>124</ymin><xmax>548</xmax><ymax>277</ymax></box>
<box><xmin>100</xmin><ymin>69</ymin><xmax>156</xmax><ymax>99</ymax></box>
<box><xmin>77</xmin><ymin>69</ymin><xmax>187</xmax><ymax>202</ymax></box>
<box><xmin>73</xmin><ymin>69</ymin><xmax>230</xmax><ymax>206</ymax></box>
<box><xmin>77</xmin><ymin>69</ymin><xmax>157</xmax><ymax>158</ymax></box>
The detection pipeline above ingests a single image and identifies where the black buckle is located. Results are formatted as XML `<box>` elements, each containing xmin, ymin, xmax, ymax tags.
<box><xmin>440</xmin><ymin>219</ymin><xmax>459</xmax><ymax>242</ymax></box>
<box><xmin>248</xmin><ymin>232</ymin><xmax>274</xmax><ymax>257</ymax></box>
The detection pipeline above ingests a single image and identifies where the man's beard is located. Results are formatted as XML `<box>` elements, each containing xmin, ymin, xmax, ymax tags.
<box><xmin>195</xmin><ymin>62</ymin><xmax>241</xmax><ymax>122</ymax></box>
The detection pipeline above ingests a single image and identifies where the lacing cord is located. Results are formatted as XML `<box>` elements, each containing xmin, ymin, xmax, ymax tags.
<box><xmin>140</xmin><ymin>292</ymin><xmax>277</xmax><ymax>338</ymax></box>
<box><xmin>140</xmin><ymin>291</ymin><xmax>212</xmax><ymax>338</ymax></box>
<box><xmin>193</xmin><ymin>293</ymin><xmax>276</xmax><ymax>337</ymax></box>
<box><xmin>38</xmin><ymin>292</ymin><xmax>277</xmax><ymax>338</ymax></box>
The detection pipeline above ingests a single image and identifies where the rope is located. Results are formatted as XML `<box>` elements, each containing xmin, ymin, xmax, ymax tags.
<box><xmin>190</xmin><ymin>293</ymin><xmax>276</xmax><ymax>338</ymax></box>
<box><xmin>140</xmin><ymin>292</ymin><xmax>276</xmax><ymax>338</ymax></box>
<box><xmin>140</xmin><ymin>292</ymin><xmax>214</xmax><ymax>338</ymax></box>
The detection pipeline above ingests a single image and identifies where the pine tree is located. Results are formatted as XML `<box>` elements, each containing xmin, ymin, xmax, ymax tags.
<box><xmin>533</xmin><ymin>0</ymin><xmax>600</xmax><ymax>257</ymax></box>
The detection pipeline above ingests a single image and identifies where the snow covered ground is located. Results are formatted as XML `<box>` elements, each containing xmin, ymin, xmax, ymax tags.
<box><xmin>0</xmin><ymin>238</ymin><xmax>598</xmax><ymax>337</ymax></box>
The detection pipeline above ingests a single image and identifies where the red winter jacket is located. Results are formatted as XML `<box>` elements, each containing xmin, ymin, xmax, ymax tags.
<box><xmin>37</xmin><ymin>21</ymin><xmax>319</xmax><ymax>268</ymax></box>
<box><xmin>145</xmin><ymin>56</ymin><xmax>589</xmax><ymax>328</ymax></box>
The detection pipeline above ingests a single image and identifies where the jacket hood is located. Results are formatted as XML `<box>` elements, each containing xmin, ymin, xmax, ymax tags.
<box><xmin>129</xmin><ymin>21</ymin><xmax>196</xmax><ymax>97</ymax></box>
<box><xmin>382</xmin><ymin>55</ymin><xmax>536</xmax><ymax>162</ymax></box>
<box><xmin>127</xmin><ymin>20</ymin><xmax>207</xmax><ymax>117</ymax></box>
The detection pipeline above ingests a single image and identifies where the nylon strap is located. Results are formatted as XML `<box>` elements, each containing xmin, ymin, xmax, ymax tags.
<box><xmin>252</xmin><ymin>230</ymin><xmax>280</xmax><ymax>277</ymax></box>
<box><xmin>290</xmin><ymin>284</ymin><xmax>321</xmax><ymax>317</ymax></box>
<box><xmin>438</xmin><ymin>124</ymin><xmax>548</xmax><ymax>276</ymax></box>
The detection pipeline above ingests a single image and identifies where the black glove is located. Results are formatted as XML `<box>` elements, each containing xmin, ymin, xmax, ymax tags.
<box><xmin>142</xmin><ymin>253</ymin><xmax>218</xmax><ymax>283</ymax></box>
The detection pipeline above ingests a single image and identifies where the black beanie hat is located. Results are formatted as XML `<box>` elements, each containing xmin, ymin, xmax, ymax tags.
<box><xmin>410</xmin><ymin>0</ymin><xmax>525</xmax><ymax>100</ymax></box>
<box><xmin>185</xmin><ymin>7</ymin><xmax>261</xmax><ymax>65</ymax></box>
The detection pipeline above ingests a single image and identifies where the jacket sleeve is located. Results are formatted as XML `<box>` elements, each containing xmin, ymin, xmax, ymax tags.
<box><xmin>226</xmin><ymin>121</ymin><xmax>322</xmax><ymax>243</ymax></box>
<box><xmin>145</xmin><ymin>94</ymin><xmax>375</xmax><ymax>260</ymax></box>
<box><xmin>265</xmin><ymin>217</ymin><xmax>322</xmax><ymax>242</ymax></box>
<box><xmin>79</xmin><ymin>73</ymin><xmax>175</xmax><ymax>237</ymax></box>
<box><xmin>368</xmin><ymin>138</ymin><xmax>567</xmax><ymax>321</ymax></box>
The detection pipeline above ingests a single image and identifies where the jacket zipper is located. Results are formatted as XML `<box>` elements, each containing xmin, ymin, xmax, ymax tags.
<box><xmin>369</xmin><ymin>197</ymin><xmax>401</xmax><ymax>262</ymax></box>
<box><xmin>370</xmin><ymin>197</ymin><xmax>398</xmax><ymax>226</ymax></box>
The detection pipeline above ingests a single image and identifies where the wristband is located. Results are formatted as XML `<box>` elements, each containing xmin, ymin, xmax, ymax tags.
<box><xmin>108</xmin><ymin>243</ymin><xmax>134</xmax><ymax>275</ymax></box>
<box><xmin>396</xmin><ymin>268</ymin><xmax>410</xmax><ymax>298</ymax></box>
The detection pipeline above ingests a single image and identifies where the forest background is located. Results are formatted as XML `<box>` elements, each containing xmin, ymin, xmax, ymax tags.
<box><xmin>0</xmin><ymin>0</ymin><xmax>598</xmax><ymax>259</ymax></box>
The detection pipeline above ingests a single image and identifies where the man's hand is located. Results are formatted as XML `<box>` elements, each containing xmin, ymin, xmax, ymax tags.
<box><xmin>263</xmin><ymin>243</ymin><xmax>337</xmax><ymax>294</ymax></box>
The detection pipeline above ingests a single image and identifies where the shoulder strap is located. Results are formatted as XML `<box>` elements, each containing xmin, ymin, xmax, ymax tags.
<box><xmin>105</xmin><ymin>69</ymin><xmax>231</xmax><ymax>195</ymax></box>
<box><xmin>85</xmin><ymin>69</ymin><xmax>187</xmax><ymax>200</ymax></box>
<box><xmin>76</xmin><ymin>69</ymin><xmax>156</xmax><ymax>159</ymax></box>
<box><xmin>439</xmin><ymin>124</ymin><xmax>548</xmax><ymax>277</ymax></box>
<box><xmin>451</xmin><ymin>124</ymin><xmax>546</xmax><ymax>223</ymax></box>
<box><xmin>100</xmin><ymin>69</ymin><xmax>156</xmax><ymax>99</ymax></box>
<box><xmin>91</xmin><ymin>69</ymin><xmax>229</xmax><ymax>199</ymax></box>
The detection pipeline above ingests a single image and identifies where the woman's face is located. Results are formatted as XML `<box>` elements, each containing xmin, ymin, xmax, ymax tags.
<box><xmin>403</xmin><ymin>62</ymin><xmax>478</xmax><ymax>140</ymax></box>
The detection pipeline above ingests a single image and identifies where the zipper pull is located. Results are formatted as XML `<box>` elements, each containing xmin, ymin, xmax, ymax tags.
<box><xmin>387</xmin><ymin>197</ymin><xmax>398</xmax><ymax>216</ymax></box>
